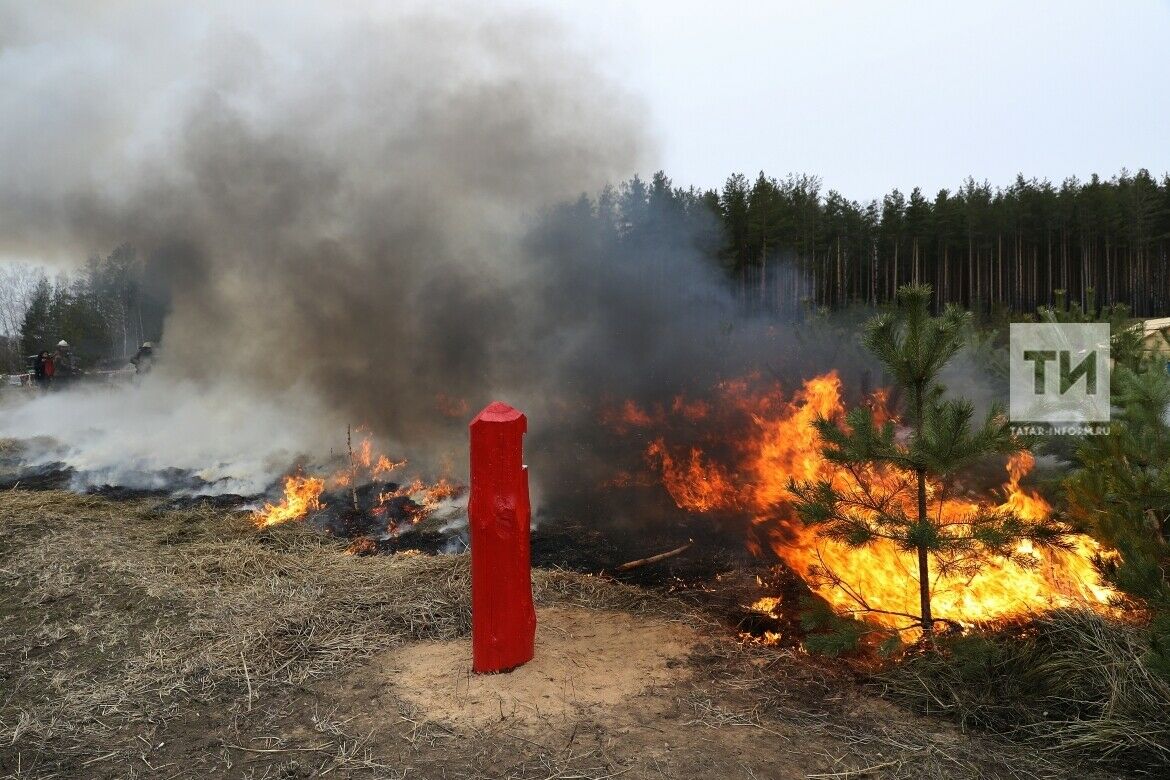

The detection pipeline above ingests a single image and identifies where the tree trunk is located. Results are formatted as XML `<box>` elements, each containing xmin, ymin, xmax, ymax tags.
<box><xmin>892</xmin><ymin>241</ymin><xmax>899</xmax><ymax>300</ymax></box>
<box><xmin>913</xmin><ymin>387</ymin><xmax>933</xmax><ymax>638</ymax></box>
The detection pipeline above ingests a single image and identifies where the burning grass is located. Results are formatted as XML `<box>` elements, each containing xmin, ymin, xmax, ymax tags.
<box><xmin>0</xmin><ymin>489</ymin><xmax>1114</xmax><ymax>779</ymax></box>
<box><xmin>616</xmin><ymin>371</ymin><xmax>1118</xmax><ymax>636</ymax></box>
<box><xmin>252</xmin><ymin>429</ymin><xmax>464</xmax><ymax>536</ymax></box>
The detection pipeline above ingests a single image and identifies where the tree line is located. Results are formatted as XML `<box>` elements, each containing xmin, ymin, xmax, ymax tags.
<box><xmin>591</xmin><ymin>168</ymin><xmax>1170</xmax><ymax>317</ymax></box>
<box><xmin>4</xmin><ymin>168</ymin><xmax>1168</xmax><ymax>371</ymax></box>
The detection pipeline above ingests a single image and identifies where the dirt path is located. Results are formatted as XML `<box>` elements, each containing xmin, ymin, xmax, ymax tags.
<box><xmin>0</xmin><ymin>490</ymin><xmax>1099</xmax><ymax>779</ymax></box>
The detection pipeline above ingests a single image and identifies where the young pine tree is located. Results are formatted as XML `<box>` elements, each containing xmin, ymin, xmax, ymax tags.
<box><xmin>789</xmin><ymin>285</ymin><xmax>1069</xmax><ymax>637</ymax></box>
<box><xmin>1064</xmin><ymin>362</ymin><xmax>1170</xmax><ymax>675</ymax></box>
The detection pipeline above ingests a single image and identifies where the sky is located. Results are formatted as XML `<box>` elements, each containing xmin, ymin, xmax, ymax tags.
<box><xmin>548</xmin><ymin>0</ymin><xmax>1170</xmax><ymax>200</ymax></box>
<box><xmin>2</xmin><ymin>0</ymin><xmax>1168</xmax><ymax>274</ymax></box>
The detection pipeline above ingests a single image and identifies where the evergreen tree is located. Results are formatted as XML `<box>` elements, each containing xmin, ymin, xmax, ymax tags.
<box><xmin>1063</xmin><ymin>361</ymin><xmax>1170</xmax><ymax>676</ymax></box>
<box><xmin>789</xmin><ymin>285</ymin><xmax>1069</xmax><ymax>636</ymax></box>
<box><xmin>12</xmin><ymin>245</ymin><xmax>157</xmax><ymax>369</ymax></box>
<box><xmin>19</xmin><ymin>277</ymin><xmax>53</xmax><ymax>359</ymax></box>
<box><xmin>687</xmin><ymin>167</ymin><xmax>1170</xmax><ymax>316</ymax></box>
<box><xmin>720</xmin><ymin>173</ymin><xmax>750</xmax><ymax>269</ymax></box>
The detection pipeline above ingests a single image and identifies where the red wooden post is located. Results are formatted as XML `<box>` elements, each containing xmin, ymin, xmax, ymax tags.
<box><xmin>468</xmin><ymin>401</ymin><xmax>536</xmax><ymax>673</ymax></box>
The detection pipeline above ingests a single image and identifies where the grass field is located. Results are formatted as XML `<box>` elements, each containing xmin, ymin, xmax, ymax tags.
<box><xmin>0</xmin><ymin>490</ymin><xmax>1115</xmax><ymax>779</ymax></box>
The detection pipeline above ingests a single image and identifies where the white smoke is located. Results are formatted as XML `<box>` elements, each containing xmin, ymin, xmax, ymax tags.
<box><xmin>0</xmin><ymin>372</ymin><xmax>345</xmax><ymax>494</ymax></box>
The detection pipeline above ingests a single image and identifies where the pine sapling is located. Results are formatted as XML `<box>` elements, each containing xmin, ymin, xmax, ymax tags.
<box><xmin>789</xmin><ymin>285</ymin><xmax>1070</xmax><ymax>639</ymax></box>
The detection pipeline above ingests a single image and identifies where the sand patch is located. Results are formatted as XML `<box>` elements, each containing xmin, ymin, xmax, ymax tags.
<box><xmin>362</xmin><ymin>606</ymin><xmax>699</xmax><ymax>727</ymax></box>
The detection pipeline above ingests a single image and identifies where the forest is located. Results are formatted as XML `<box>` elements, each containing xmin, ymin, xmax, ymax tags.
<box><xmin>601</xmin><ymin>167</ymin><xmax>1170</xmax><ymax>317</ymax></box>
<box><xmin>4</xmin><ymin>168</ymin><xmax>1169</xmax><ymax>373</ymax></box>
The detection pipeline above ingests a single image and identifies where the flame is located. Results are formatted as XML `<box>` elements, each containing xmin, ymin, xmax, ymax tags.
<box><xmin>355</xmin><ymin>438</ymin><xmax>373</xmax><ymax>468</ymax></box>
<box><xmin>671</xmin><ymin>396</ymin><xmax>710</xmax><ymax>421</ymax></box>
<box><xmin>750</xmin><ymin>596</ymin><xmax>782</xmax><ymax>615</ymax></box>
<box><xmin>255</xmin><ymin>475</ymin><xmax>325</xmax><ymax>528</ymax></box>
<box><xmin>373</xmin><ymin>455</ymin><xmax>407</xmax><ymax>476</ymax></box>
<box><xmin>252</xmin><ymin>431</ymin><xmax>462</xmax><ymax>531</ymax></box>
<box><xmin>639</xmin><ymin>372</ymin><xmax>1117</xmax><ymax>633</ymax></box>
<box><xmin>345</xmin><ymin>537</ymin><xmax>378</xmax><ymax>556</ymax></box>
<box><xmin>645</xmin><ymin>438</ymin><xmax>739</xmax><ymax>512</ymax></box>
<box><xmin>422</xmin><ymin>477</ymin><xmax>461</xmax><ymax>505</ymax></box>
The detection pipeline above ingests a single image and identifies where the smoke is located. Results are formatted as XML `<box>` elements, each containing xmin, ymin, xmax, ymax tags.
<box><xmin>0</xmin><ymin>1</ymin><xmax>874</xmax><ymax>506</ymax></box>
<box><xmin>0</xmin><ymin>378</ymin><xmax>338</xmax><ymax>495</ymax></box>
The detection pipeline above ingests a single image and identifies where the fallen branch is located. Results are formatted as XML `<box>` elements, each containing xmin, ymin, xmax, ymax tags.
<box><xmin>615</xmin><ymin>541</ymin><xmax>693</xmax><ymax>572</ymax></box>
<box><xmin>240</xmin><ymin>650</ymin><xmax>253</xmax><ymax>711</ymax></box>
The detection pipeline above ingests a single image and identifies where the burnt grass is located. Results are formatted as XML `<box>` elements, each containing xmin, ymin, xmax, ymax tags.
<box><xmin>529</xmin><ymin>501</ymin><xmax>813</xmax><ymax>647</ymax></box>
<box><xmin>0</xmin><ymin>453</ymin><xmax>809</xmax><ymax>644</ymax></box>
<box><xmin>2</xmin><ymin>458</ymin><xmax>1162</xmax><ymax>775</ymax></box>
<box><xmin>313</xmin><ymin>482</ymin><xmax>814</xmax><ymax>647</ymax></box>
<box><xmin>0</xmin><ymin>489</ymin><xmax>1109</xmax><ymax>780</ymax></box>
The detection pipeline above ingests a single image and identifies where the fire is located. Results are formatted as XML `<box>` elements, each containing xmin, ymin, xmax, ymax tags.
<box><xmin>373</xmin><ymin>455</ymin><xmax>407</xmax><ymax>476</ymax></box>
<box><xmin>639</xmin><ymin>372</ymin><xmax>1117</xmax><ymax>633</ymax></box>
<box><xmin>422</xmin><ymin>477</ymin><xmax>461</xmax><ymax>505</ymax></box>
<box><xmin>750</xmin><ymin>596</ymin><xmax>782</xmax><ymax>615</ymax></box>
<box><xmin>598</xmin><ymin>399</ymin><xmax>657</xmax><ymax>432</ymax></box>
<box><xmin>645</xmin><ymin>438</ymin><xmax>739</xmax><ymax>512</ymax></box>
<box><xmin>255</xmin><ymin>475</ymin><xmax>325</xmax><ymax>528</ymax></box>
<box><xmin>252</xmin><ymin>431</ymin><xmax>463</xmax><ymax>531</ymax></box>
<box><xmin>671</xmin><ymin>396</ymin><xmax>710</xmax><ymax>421</ymax></box>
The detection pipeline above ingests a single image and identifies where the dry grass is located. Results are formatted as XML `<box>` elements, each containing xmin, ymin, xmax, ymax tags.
<box><xmin>0</xmin><ymin>495</ymin><xmax>365</xmax><ymax>776</ymax></box>
<box><xmin>877</xmin><ymin>609</ymin><xmax>1170</xmax><ymax>774</ymax></box>
<box><xmin>0</xmin><ymin>489</ymin><xmax>1118</xmax><ymax>779</ymax></box>
<box><xmin>0</xmin><ymin>490</ymin><xmax>704</xmax><ymax>778</ymax></box>
<box><xmin>681</xmin><ymin>637</ymin><xmax>1091</xmax><ymax>780</ymax></box>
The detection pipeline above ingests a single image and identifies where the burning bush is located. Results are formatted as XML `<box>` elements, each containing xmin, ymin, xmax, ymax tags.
<box><xmin>788</xmin><ymin>286</ymin><xmax>1073</xmax><ymax>642</ymax></box>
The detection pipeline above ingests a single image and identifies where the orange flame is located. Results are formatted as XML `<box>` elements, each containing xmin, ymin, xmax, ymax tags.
<box><xmin>641</xmin><ymin>372</ymin><xmax>1117</xmax><ymax>632</ymax></box>
<box><xmin>373</xmin><ymin>455</ymin><xmax>407</xmax><ymax>477</ymax></box>
<box><xmin>254</xmin><ymin>475</ymin><xmax>325</xmax><ymax>528</ymax></box>
<box><xmin>252</xmin><ymin>431</ymin><xmax>463</xmax><ymax>531</ymax></box>
<box><xmin>645</xmin><ymin>438</ymin><xmax>740</xmax><ymax>512</ymax></box>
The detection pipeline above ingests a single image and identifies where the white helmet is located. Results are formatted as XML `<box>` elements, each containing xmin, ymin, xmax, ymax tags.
<box><xmin>57</xmin><ymin>340</ymin><xmax>69</xmax><ymax>348</ymax></box>
<box><xmin>142</xmin><ymin>341</ymin><xmax>153</xmax><ymax>349</ymax></box>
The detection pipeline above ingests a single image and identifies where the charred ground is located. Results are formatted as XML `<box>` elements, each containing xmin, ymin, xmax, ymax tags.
<box><xmin>0</xmin><ymin>439</ymin><xmax>808</xmax><ymax>648</ymax></box>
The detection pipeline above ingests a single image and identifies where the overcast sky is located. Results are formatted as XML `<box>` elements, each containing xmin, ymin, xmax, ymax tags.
<box><xmin>547</xmin><ymin>0</ymin><xmax>1170</xmax><ymax>200</ymax></box>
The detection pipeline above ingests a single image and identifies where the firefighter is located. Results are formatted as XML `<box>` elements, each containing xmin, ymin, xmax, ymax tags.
<box><xmin>53</xmin><ymin>340</ymin><xmax>80</xmax><ymax>386</ymax></box>
<box><xmin>130</xmin><ymin>341</ymin><xmax>154</xmax><ymax>375</ymax></box>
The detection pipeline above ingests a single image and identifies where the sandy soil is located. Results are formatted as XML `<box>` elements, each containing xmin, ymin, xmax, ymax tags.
<box><xmin>332</xmin><ymin>606</ymin><xmax>698</xmax><ymax>729</ymax></box>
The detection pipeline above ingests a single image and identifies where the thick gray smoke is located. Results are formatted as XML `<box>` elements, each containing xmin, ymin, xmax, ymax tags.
<box><xmin>0</xmin><ymin>1</ymin><xmax>650</xmax><ymax>484</ymax></box>
<box><xmin>0</xmin><ymin>1</ymin><xmax>870</xmax><ymax>506</ymax></box>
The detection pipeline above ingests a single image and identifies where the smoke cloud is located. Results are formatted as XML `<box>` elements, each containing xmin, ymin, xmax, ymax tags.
<box><xmin>0</xmin><ymin>1</ymin><xmax>872</xmax><ymax>506</ymax></box>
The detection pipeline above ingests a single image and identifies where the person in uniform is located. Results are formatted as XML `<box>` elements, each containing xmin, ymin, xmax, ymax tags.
<box><xmin>130</xmin><ymin>341</ymin><xmax>155</xmax><ymax>375</ymax></box>
<box><xmin>52</xmin><ymin>340</ymin><xmax>80</xmax><ymax>386</ymax></box>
